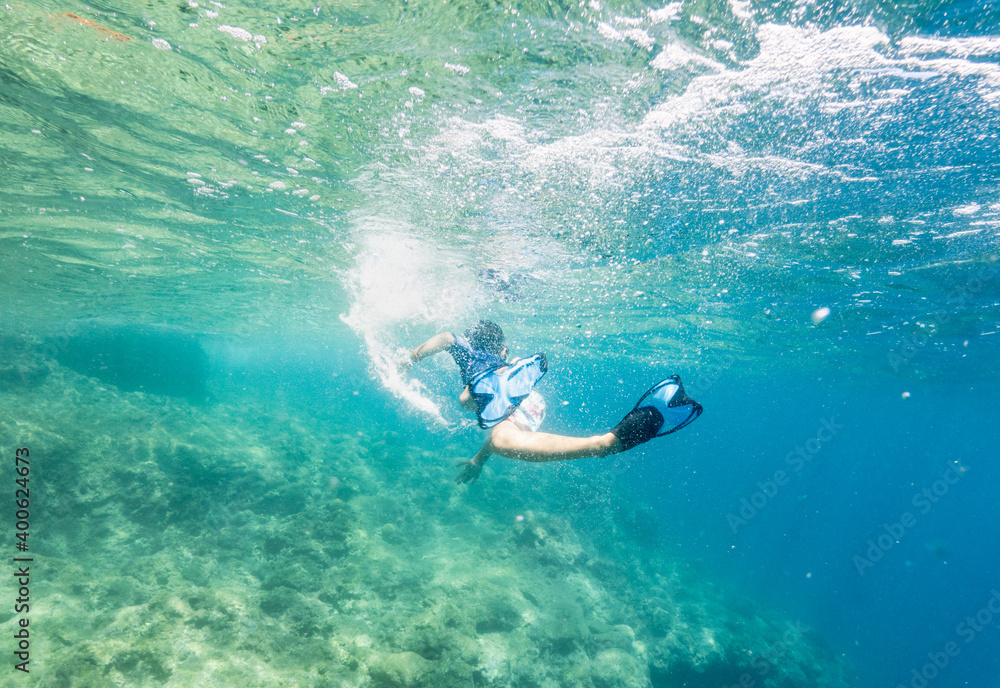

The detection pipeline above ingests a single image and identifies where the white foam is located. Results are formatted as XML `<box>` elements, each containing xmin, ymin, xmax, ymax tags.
<box><xmin>648</xmin><ymin>3</ymin><xmax>683</xmax><ymax>23</ymax></box>
<box><xmin>858</xmin><ymin>67</ymin><xmax>940</xmax><ymax>80</ymax></box>
<box><xmin>218</xmin><ymin>25</ymin><xmax>266</xmax><ymax>46</ymax></box>
<box><xmin>650</xmin><ymin>42</ymin><xmax>723</xmax><ymax>71</ymax></box>
<box><xmin>704</xmin><ymin>153</ymin><xmax>825</xmax><ymax>179</ymax></box>
<box><xmin>953</xmin><ymin>203</ymin><xmax>981</xmax><ymax>216</ymax></box>
<box><xmin>218</xmin><ymin>25</ymin><xmax>252</xmax><ymax>41</ymax></box>
<box><xmin>333</xmin><ymin>72</ymin><xmax>358</xmax><ymax>90</ymax></box>
<box><xmin>520</xmin><ymin>22</ymin><xmax>1000</xmax><ymax>187</ymax></box>
<box><xmin>424</xmin><ymin>115</ymin><xmax>528</xmax><ymax>166</ymax></box>
<box><xmin>341</xmin><ymin>225</ymin><xmax>478</xmax><ymax>428</ymax></box>
<box><xmin>942</xmin><ymin>228</ymin><xmax>983</xmax><ymax>239</ymax></box>
<box><xmin>598</xmin><ymin>22</ymin><xmax>656</xmax><ymax>50</ymax></box>
<box><xmin>729</xmin><ymin>0</ymin><xmax>752</xmax><ymax>20</ymax></box>
<box><xmin>900</xmin><ymin>36</ymin><xmax>1000</xmax><ymax>58</ymax></box>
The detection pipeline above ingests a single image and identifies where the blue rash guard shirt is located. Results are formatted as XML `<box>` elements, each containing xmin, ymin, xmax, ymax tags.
<box><xmin>446</xmin><ymin>333</ymin><xmax>506</xmax><ymax>386</ymax></box>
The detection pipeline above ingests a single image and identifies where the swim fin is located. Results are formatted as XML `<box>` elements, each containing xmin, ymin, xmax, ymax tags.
<box><xmin>611</xmin><ymin>375</ymin><xmax>702</xmax><ymax>451</ymax></box>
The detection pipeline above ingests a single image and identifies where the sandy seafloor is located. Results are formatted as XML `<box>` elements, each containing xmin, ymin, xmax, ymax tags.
<box><xmin>1</xmin><ymin>334</ymin><xmax>848</xmax><ymax>687</ymax></box>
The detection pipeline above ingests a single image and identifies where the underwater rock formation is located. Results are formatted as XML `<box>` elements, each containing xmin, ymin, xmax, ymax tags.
<box><xmin>0</xmin><ymin>333</ymin><xmax>51</xmax><ymax>390</ymax></box>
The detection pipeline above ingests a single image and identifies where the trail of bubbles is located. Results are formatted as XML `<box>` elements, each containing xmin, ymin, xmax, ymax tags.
<box><xmin>340</xmin><ymin>220</ymin><xmax>479</xmax><ymax>428</ymax></box>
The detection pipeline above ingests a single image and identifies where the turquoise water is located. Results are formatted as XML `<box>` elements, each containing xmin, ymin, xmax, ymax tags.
<box><xmin>1</xmin><ymin>0</ymin><xmax>999</xmax><ymax>686</ymax></box>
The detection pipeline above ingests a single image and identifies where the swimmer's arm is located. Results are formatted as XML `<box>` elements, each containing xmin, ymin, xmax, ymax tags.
<box><xmin>410</xmin><ymin>332</ymin><xmax>455</xmax><ymax>363</ymax></box>
<box><xmin>471</xmin><ymin>439</ymin><xmax>492</xmax><ymax>467</ymax></box>
<box><xmin>398</xmin><ymin>332</ymin><xmax>455</xmax><ymax>373</ymax></box>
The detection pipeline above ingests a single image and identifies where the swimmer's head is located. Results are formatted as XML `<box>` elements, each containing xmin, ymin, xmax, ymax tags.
<box><xmin>466</xmin><ymin>320</ymin><xmax>505</xmax><ymax>357</ymax></box>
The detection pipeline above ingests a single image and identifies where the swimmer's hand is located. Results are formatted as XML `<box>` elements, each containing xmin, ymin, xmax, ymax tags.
<box><xmin>454</xmin><ymin>460</ymin><xmax>483</xmax><ymax>485</ymax></box>
<box><xmin>395</xmin><ymin>354</ymin><xmax>415</xmax><ymax>375</ymax></box>
<box><xmin>457</xmin><ymin>441</ymin><xmax>491</xmax><ymax>485</ymax></box>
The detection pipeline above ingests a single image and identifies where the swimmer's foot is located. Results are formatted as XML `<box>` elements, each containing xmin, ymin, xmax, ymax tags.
<box><xmin>611</xmin><ymin>406</ymin><xmax>664</xmax><ymax>452</ymax></box>
<box><xmin>611</xmin><ymin>375</ymin><xmax>703</xmax><ymax>452</ymax></box>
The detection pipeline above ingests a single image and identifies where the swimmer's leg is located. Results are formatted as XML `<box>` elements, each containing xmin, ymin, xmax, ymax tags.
<box><xmin>488</xmin><ymin>421</ymin><xmax>623</xmax><ymax>463</ymax></box>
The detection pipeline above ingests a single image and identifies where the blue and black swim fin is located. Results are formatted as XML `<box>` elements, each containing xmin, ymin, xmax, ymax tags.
<box><xmin>469</xmin><ymin>353</ymin><xmax>548</xmax><ymax>429</ymax></box>
<box><xmin>612</xmin><ymin>375</ymin><xmax>702</xmax><ymax>451</ymax></box>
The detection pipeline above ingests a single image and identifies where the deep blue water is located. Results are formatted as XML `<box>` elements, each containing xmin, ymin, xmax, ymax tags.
<box><xmin>624</xmin><ymin>374</ymin><xmax>1000</xmax><ymax>688</ymax></box>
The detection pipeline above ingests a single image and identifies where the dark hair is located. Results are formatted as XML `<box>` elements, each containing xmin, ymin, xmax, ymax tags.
<box><xmin>466</xmin><ymin>320</ymin><xmax>505</xmax><ymax>356</ymax></box>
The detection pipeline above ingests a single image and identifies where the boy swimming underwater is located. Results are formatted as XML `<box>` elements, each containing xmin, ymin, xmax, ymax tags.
<box><xmin>400</xmin><ymin>321</ymin><xmax>702</xmax><ymax>484</ymax></box>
